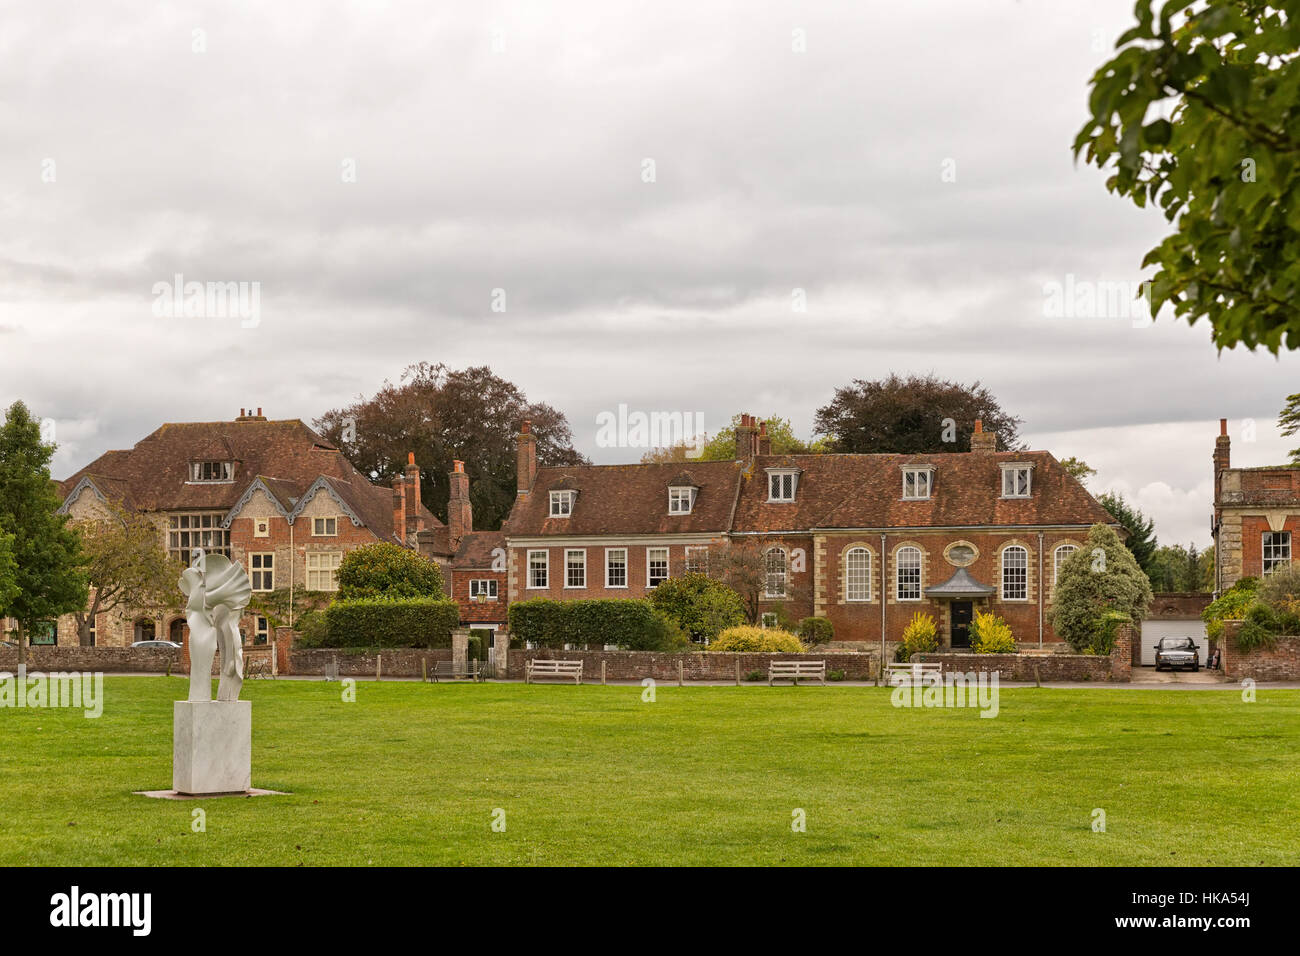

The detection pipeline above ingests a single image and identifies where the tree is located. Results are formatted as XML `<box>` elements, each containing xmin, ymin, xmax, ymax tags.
<box><xmin>335</xmin><ymin>542</ymin><xmax>446</xmax><ymax>600</ymax></box>
<box><xmin>1075</xmin><ymin>2</ymin><xmax>1300</xmax><ymax>352</ymax></box>
<box><xmin>1278</xmin><ymin>391</ymin><xmax>1300</xmax><ymax>463</ymax></box>
<box><xmin>1059</xmin><ymin>456</ymin><xmax>1098</xmax><ymax>485</ymax></box>
<box><xmin>315</xmin><ymin>364</ymin><xmax>587</xmax><ymax>531</ymax></box>
<box><xmin>1097</xmin><ymin>491</ymin><xmax>1158</xmax><ymax>574</ymax></box>
<box><xmin>646</xmin><ymin>572</ymin><xmax>746</xmax><ymax>642</ymax></box>
<box><xmin>72</xmin><ymin>502</ymin><xmax>181</xmax><ymax>646</ymax></box>
<box><xmin>696</xmin><ymin>414</ymin><xmax>828</xmax><ymax>460</ymax></box>
<box><xmin>813</xmin><ymin>374</ymin><xmax>1023</xmax><ymax>454</ymax></box>
<box><xmin>1147</xmin><ymin>543</ymin><xmax>1211</xmax><ymax>592</ymax></box>
<box><xmin>1051</xmin><ymin>524</ymin><xmax>1154</xmax><ymax>653</ymax></box>
<box><xmin>709</xmin><ymin>539</ymin><xmax>809</xmax><ymax>625</ymax></box>
<box><xmin>0</xmin><ymin>401</ymin><xmax>88</xmax><ymax>665</ymax></box>
<box><xmin>0</xmin><ymin>531</ymin><xmax>17</xmax><ymax>614</ymax></box>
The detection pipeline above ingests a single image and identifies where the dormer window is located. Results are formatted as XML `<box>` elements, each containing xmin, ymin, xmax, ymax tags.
<box><xmin>902</xmin><ymin>465</ymin><xmax>934</xmax><ymax>500</ymax></box>
<box><xmin>1001</xmin><ymin>463</ymin><xmax>1033</xmax><ymax>498</ymax></box>
<box><xmin>190</xmin><ymin>460</ymin><xmax>233</xmax><ymax>483</ymax></box>
<box><xmin>668</xmin><ymin>486</ymin><xmax>696</xmax><ymax>515</ymax></box>
<box><xmin>767</xmin><ymin>468</ymin><xmax>799</xmax><ymax>502</ymax></box>
<box><xmin>549</xmin><ymin>490</ymin><xmax>576</xmax><ymax>517</ymax></box>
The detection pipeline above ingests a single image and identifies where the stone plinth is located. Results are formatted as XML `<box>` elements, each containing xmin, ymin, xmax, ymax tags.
<box><xmin>173</xmin><ymin>700</ymin><xmax>251</xmax><ymax>795</ymax></box>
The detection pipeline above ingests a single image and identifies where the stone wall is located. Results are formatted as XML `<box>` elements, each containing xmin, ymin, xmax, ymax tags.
<box><xmin>919</xmin><ymin>625</ymin><xmax>1131</xmax><ymax>682</ymax></box>
<box><xmin>0</xmin><ymin>645</ymin><xmax>182</xmax><ymax>673</ymax></box>
<box><xmin>288</xmin><ymin>647</ymin><xmax>452</xmax><ymax>677</ymax></box>
<box><xmin>1220</xmin><ymin>621</ymin><xmax>1300</xmax><ymax>681</ymax></box>
<box><xmin>506</xmin><ymin>648</ymin><xmax>879</xmax><ymax>682</ymax></box>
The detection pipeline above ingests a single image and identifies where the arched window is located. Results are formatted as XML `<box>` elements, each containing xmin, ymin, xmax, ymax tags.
<box><xmin>1053</xmin><ymin>544</ymin><xmax>1079</xmax><ymax>594</ymax></box>
<box><xmin>845</xmin><ymin>548</ymin><xmax>871</xmax><ymax>601</ymax></box>
<box><xmin>1002</xmin><ymin>546</ymin><xmax>1029</xmax><ymax>600</ymax></box>
<box><xmin>765</xmin><ymin>548</ymin><xmax>788</xmax><ymax>598</ymax></box>
<box><xmin>133</xmin><ymin>620</ymin><xmax>156</xmax><ymax>643</ymax></box>
<box><xmin>896</xmin><ymin>546</ymin><xmax>922</xmax><ymax>601</ymax></box>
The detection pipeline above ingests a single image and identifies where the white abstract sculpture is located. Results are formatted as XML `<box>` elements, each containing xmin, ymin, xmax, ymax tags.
<box><xmin>179</xmin><ymin>548</ymin><xmax>251</xmax><ymax>702</ymax></box>
<box><xmin>173</xmin><ymin>548</ymin><xmax>254</xmax><ymax>795</ymax></box>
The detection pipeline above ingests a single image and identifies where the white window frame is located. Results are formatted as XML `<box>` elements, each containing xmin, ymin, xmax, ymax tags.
<box><xmin>845</xmin><ymin>547</ymin><xmax>871</xmax><ymax>602</ymax></box>
<box><xmin>668</xmin><ymin>486</ymin><xmax>696</xmax><ymax>515</ymax></box>
<box><xmin>896</xmin><ymin>546</ymin><xmax>922</xmax><ymax>601</ymax></box>
<box><xmin>684</xmin><ymin>545</ymin><xmax>709</xmax><ymax>574</ymax></box>
<box><xmin>1001</xmin><ymin>545</ymin><xmax>1029</xmax><ymax>601</ymax></box>
<box><xmin>902</xmin><ymin>466</ymin><xmax>934</xmax><ymax>500</ymax></box>
<box><xmin>1000</xmin><ymin>464</ymin><xmax>1033</xmax><ymax>498</ymax></box>
<box><xmin>248</xmin><ymin>552</ymin><xmax>274</xmax><ymax>592</ymax></box>
<box><xmin>1263</xmin><ymin>531</ymin><xmax>1292</xmax><ymax>575</ymax></box>
<box><xmin>605</xmin><ymin>548</ymin><xmax>628</xmax><ymax>588</ymax></box>
<box><xmin>646</xmin><ymin>547</ymin><xmax>669</xmax><ymax>588</ymax></box>
<box><xmin>765</xmin><ymin>547</ymin><xmax>788</xmax><ymax>598</ymax></box>
<box><xmin>312</xmin><ymin>516</ymin><xmax>338</xmax><ymax>537</ymax></box>
<box><xmin>168</xmin><ymin>512</ymin><xmax>231</xmax><ymax>561</ymax></box>
<box><xmin>1052</xmin><ymin>544</ymin><xmax>1078</xmax><ymax>595</ymax></box>
<box><xmin>305</xmin><ymin>551</ymin><xmax>342</xmax><ymax>591</ymax></box>
<box><xmin>527</xmin><ymin>549</ymin><xmax>549</xmax><ymax>589</ymax></box>
<box><xmin>189</xmin><ymin>461</ymin><xmax>234</xmax><ymax>483</ymax></box>
<box><xmin>767</xmin><ymin>470</ymin><xmax>798</xmax><ymax>502</ymax></box>
<box><xmin>253</xmin><ymin>615</ymin><xmax>270</xmax><ymax>645</ymax></box>
<box><xmin>469</xmin><ymin>579</ymin><xmax>499</xmax><ymax>601</ymax></box>
<box><xmin>549</xmin><ymin>490</ymin><xmax>576</xmax><ymax>517</ymax></box>
<box><xmin>565</xmin><ymin>549</ymin><xmax>587</xmax><ymax>589</ymax></box>
<box><xmin>761</xmin><ymin>612</ymin><xmax>778</xmax><ymax>628</ymax></box>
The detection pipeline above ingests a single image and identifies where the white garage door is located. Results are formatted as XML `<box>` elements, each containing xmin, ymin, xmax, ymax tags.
<box><xmin>1139</xmin><ymin>620</ymin><xmax>1207</xmax><ymax>666</ymax></box>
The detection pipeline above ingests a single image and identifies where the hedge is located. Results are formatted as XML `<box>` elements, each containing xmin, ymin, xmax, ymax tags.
<box><xmin>507</xmin><ymin>598</ymin><xmax>677</xmax><ymax>649</ymax></box>
<box><xmin>324</xmin><ymin>597</ymin><xmax>461</xmax><ymax>648</ymax></box>
<box><xmin>797</xmin><ymin>616</ymin><xmax>834</xmax><ymax>644</ymax></box>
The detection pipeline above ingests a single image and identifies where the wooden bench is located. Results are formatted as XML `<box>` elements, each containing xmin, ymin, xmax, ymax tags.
<box><xmin>768</xmin><ymin>659</ymin><xmax>827</xmax><ymax>685</ymax></box>
<box><xmin>430</xmin><ymin>660</ymin><xmax>481</xmax><ymax>682</ymax></box>
<box><xmin>885</xmin><ymin>662</ymin><xmax>943</xmax><ymax>685</ymax></box>
<box><xmin>525</xmin><ymin>659</ymin><xmax>583</xmax><ymax>684</ymax></box>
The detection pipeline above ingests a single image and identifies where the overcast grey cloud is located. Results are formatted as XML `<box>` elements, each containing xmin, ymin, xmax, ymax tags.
<box><xmin>1</xmin><ymin>0</ymin><xmax>1295</xmax><ymax>549</ymax></box>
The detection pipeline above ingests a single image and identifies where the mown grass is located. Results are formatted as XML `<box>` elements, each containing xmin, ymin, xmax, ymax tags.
<box><xmin>1</xmin><ymin>677</ymin><xmax>1296</xmax><ymax>865</ymax></box>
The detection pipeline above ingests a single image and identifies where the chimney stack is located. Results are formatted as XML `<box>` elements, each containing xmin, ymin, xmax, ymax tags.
<box><xmin>970</xmin><ymin>419</ymin><xmax>997</xmax><ymax>453</ymax></box>
<box><xmin>735</xmin><ymin>414</ymin><xmax>757</xmax><ymax>461</ymax></box>
<box><xmin>392</xmin><ymin>474</ymin><xmax>407</xmax><ymax>545</ymax></box>
<box><xmin>1214</xmin><ymin>417</ymin><xmax>1231</xmax><ymax>478</ymax></box>
<box><xmin>404</xmin><ymin>452</ymin><xmax>425</xmax><ymax>536</ymax></box>
<box><xmin>757</xmin><ymin>420</ymin><xmax>771</xmax><ymax>456</ymax></box>
<box><xmin>516</xmin><ymin>420</ymin><xmax>537</xmax><ymax>495</ymax></box>
<box><xmin>448</xmin><ymin>459</ymin><xmax>473</xmax><ymax>547</ymax></box>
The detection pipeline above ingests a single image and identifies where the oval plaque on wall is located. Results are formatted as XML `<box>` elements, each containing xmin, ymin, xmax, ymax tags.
<box><xmin>944</xmin><ymin>542</ymin><xmax>979</xmax><ymax>567</ymax></box>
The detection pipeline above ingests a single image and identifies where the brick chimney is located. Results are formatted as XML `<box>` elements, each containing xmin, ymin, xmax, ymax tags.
<box><xmin>1214</xmin><ymin>418</ymin><xmax>1231</xmax><ymax>476</ymax></box>
<box><xmin>735</xmin><ymin>414</ymin><xmax>757</xmax><ymax>461</ymax></box>
<box><xmin>970</xmin><ymin>418</ymin><xmax>997</xmax><ymax>453</ymax></box>
<box><xmin>392</xmin><ymin>474</ymin><xmax>407</xmax><ymax>545</ymax></box>
<box><xmin>448</xmin><ymin>459</ymin><xmax>473</xmax><ymax>546</ymax></box>
<box><xmin>236</xmin><ymin>407</ymin><xmax>267</xmax><ymax>422</ymax></box>
<box><xmin>757</xmin><ymin>419</ymin><xmax>771</xmax><ymax>456</ymax></box>
<box><xmin>404</xmin><ymin>452</ymin><xmax>425</xmax><ymax>536</ymax></box>
<box><xmin>516</xmin><ymin>420</ymin><xmax>537</xmax><ymax>495</ymax></box>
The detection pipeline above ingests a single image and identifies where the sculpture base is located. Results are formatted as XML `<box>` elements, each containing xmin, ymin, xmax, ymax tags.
<box><xmin>173</xmin><ymin>700</ymin><xmax>251</xmax><ymax>795</ymax></box>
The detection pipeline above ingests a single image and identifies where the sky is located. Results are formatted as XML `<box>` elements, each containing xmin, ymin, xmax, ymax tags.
<box><xmin>1</xmin><ymin>0</ymin><xmax>1295</xmax><ymax>550</ymax></box>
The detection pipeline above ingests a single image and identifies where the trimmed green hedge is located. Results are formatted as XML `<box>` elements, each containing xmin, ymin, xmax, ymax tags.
<box><xmin>797</xmin><ymin>616</ymin><xmax>834</xmax><ymax>644</ymax></box>
<box><xmin>324</xmin><ymin>597</ymin><xmax>460</xmax><ymax>648</ymax></box>
<box><xmin>508</xmin><ymin>598</ymin><xmax>684</xmax><ymax>650</ymax></box>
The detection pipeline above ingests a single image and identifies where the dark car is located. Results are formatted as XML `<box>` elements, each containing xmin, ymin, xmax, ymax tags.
<box><xmin>1154</xmin><ymin>635</ymin><xmax>1200</xmax><ymax>672</ymax></box>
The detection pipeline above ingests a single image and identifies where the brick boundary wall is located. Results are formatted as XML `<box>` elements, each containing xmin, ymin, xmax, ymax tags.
<box><xmin>1220</xmin><ymin>621</ymin><xmax>1300</xmax><ymax>681</ymax></box>
<box><xmin>507</xmin><ymin>648</ymin><xmax>880</xmax><ymax>682</ymax></box>
<box><xmin>289</xmin><ymin>647</ymin><xmax>452</xmax><ymax>677</ymax></box>
<box><xmin>0</xmin><ymin>645</ymin><xmax>182</xmax><ymax>673</ymax></box>
<box><xmin>919</xmin><ymin>625</ymin><xmax>1132</xmax><ymax>682</ymax></box>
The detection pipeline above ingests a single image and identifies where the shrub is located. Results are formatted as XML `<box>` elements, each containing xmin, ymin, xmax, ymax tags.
<box><xmin>743</xmin><ymin>669</ymin><xmax>765</xmax><ymax>682</ymax></box>
<box><xmin>797</xmin><ymin>616</ymin><xmax>834</xmax><ymax>645</ymax></box>
<box><xmin>708</xmin><ymin>625</ymin><xmax>805</xmax><ymax>653</ymax></box>
<box><xmin>1051</xmin><ymin>524</ymin><xmax>1153</xmax><ymax>653</ymax></box>
<box><xmin>507</xmin><ymin>598</ymin><xmax>683</xmax><ymax>650</ymax></box>
<box><xmin>899</xmin><ymin>612</ymin><xmax>938</xmax><ymax>661</ymax></box>
<box><xmin>646</xmin><ymin>573</ymin><xmax>746</xmax><ymax>643</ymax></box>
<box><xmin>323</xmin><ymin>597</ymin><xmax>460</xmax><ymax>648</ymax></box>
<box><xmin>295</xmin><ymin>609</ymin><xmax>329</xmax><ymax>648</ymax></box>
<box><xmin>1201</xmin><ymin>576</ymin><xmax>1259</xmax><ymax>641</ymax></box>
<box><xmin>336</xmin><ymin>542</ymin><xmax>445</xmax><ymax>600</ymax></box>
<box><xmin>969</xmin><ymin>610</ymin><xmax>1015</xmax><ymax>654</ymax></box>
<box><xmin>827</xmin><ymin>669</ymin><xmax>846</xmax><ymax>682</ymax></box>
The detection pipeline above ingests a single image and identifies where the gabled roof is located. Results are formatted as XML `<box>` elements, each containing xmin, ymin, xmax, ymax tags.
<box><xmin>59</xmin><ymin>417</ymin><xmax>440</xmax><ymax>543</ymax></box>
<box><xmin>505</xmin><ymin>460</ymin><xmax>743</xmax><ymax>537</ymax></box>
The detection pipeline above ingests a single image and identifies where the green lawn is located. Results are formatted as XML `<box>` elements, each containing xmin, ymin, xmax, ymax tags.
<box><xmin>2</xmin><ymin>678</ymin><xmax>1297</xmax><ymax>866</ymax></box>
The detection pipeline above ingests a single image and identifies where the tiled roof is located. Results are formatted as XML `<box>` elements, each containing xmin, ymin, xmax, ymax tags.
<box><xmin>59</xmin><ymin>418</ymin><xmax>439</xmax><ymax>541</ymax></box>
<box><xmin>453</xmin><ymin>531</ymin><xmax>506</xmax><ymax>569</ymax></box>
<box><xmin>505</xmin><ymin>460</ymin><xmax>743</xmax><ymax>537</ymax></box>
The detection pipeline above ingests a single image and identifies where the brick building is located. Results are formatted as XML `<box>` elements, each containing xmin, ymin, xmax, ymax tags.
<box><xmin>43</xmin><ymin>410</ymin><xmax>442</xmax><ymax>647</ymax></box>
<box><xmin>1212</xmin><ymin>417</ymin><xmax>1300</xmax><ymax>592</ymax></box>
<box><xmin>503</xmin><ymin>415</ymin><xmax>1116</xmax><ymax>649</ymax></box>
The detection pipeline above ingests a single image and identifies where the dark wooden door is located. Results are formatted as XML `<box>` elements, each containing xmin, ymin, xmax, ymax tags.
<box><xmin>950</xmin><ymin>601</ymin><xmax>973</xmax><ymax>648</ymax></box>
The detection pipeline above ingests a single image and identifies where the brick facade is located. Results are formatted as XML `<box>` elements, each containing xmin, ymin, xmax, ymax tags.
<box><xmin>1219</xmin><ymin>621</ymin><xmax>1300</xmax><ymax>681</ymax></box>
<box><xmin>1212</xmin><ymin>418</ymin><xmax>1300</xmax><ymax>591</ymax></box>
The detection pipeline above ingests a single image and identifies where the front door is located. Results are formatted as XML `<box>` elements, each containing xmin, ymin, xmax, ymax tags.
<box><xmin>950</xmin><ymin>601</ymin><xmax>973</xmax><ymax>648</ymax></box>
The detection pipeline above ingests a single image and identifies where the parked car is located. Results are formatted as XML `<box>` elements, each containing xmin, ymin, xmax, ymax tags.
<box><xmin>1154</xmin><ymin>635</ymin><xmax>1200</xmax><ymax>672</ymax></box>
<box><xmin>1</xmin><ymin>640</ymin><xmax>16</xmax><ymax>649</ymax></box>
<box><xmin>131</xmin><ymin>640</ymin><xmax>183</xmax><ymax>649</ymax></box>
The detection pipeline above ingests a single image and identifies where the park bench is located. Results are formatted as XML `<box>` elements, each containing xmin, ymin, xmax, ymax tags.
<box><xmin>885</xmin><ymin>661</ymin><xmax>943</xmax><ymax>685</ymax></box>
<box><xmin>245</xmin><ymin>656</ymin><xmax>273</xmax><ymax>680</ymax></box>
<box><xmin>430</xmin><ymin>660</ymin><xmax>482</xmax><ymax>682</ymax></box>
<box><xmin>768</xmin><ymin>659</ymin><xmax>827</xmax><ymax>686</ymax></box>
<box><xmin>525</xmin><ymin>659</ymin><xmax>583</xmax><ymax>684</ymax></box>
